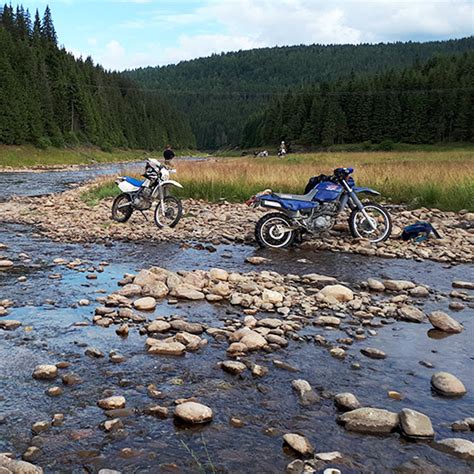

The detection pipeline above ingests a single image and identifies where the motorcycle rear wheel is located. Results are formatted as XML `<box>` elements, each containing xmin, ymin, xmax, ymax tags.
<box><xmin>349</xmin><ymin>202</ymin><xmax>392</xmax><ymax>243</ymax></box>
<box><xmin>255</xmin><ymin>212</ymin><xmax>295</xmax><ymax>248</ymax></box>
<box><xmin>154</xmin><ymin>196</ymin><xmax>183</xmax><ymax>229</ymax></box>
<box><xmin>111</xmin><ymin>193</ymin><xmax>133</xmax><ymax>223</ymax></box>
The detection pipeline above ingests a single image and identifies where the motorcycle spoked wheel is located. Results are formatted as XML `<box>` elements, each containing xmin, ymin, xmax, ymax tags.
<box><xmin>255</xmin><ymin>212</ymin><xmax>295</xmax><ymax>248</ymax></box>
<box><xmin>111</xmin><ymin>193</ymin><xmax>133</xmax><ymax>223</ymax></box>
<box><xmin>349</xmin><ymin>202</ymin><xmax>392</xmax><ymax>243</ymax></box>
<box><xmin>154</xmin><ymin>196</ymin><xmax>183</xmax><ymax>229</ymax></box>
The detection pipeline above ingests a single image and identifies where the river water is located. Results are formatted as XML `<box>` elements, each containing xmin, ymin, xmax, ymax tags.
<box><xmin>0</xmin><ymin>165</ymin><xmax>473</xmax><ymax>473</ymax></box>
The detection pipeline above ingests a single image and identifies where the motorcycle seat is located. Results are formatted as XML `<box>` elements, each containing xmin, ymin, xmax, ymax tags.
<box><xmin>124</xmin><ymin>176</ymin><xmax>144</xmax><ymax>187</ymax></box>
<box><xmin>274</xmin><ymin>191</ymin><xmax>314</xmax><ymax>202</ymax></box>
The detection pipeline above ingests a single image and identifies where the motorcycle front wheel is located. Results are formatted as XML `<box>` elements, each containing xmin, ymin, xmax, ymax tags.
<box><xmin>154</xmin><ymin>196</ymin><xmax>183</xmax><ymax>228</ymax></box>
<box><xmin>111</xmin><ymin>193</ymin><xmax>133</xmax><ymax>223</ymax></box>
<box><xmin>255</xmin><ymin>212</ymin><xmax>295</xmax><ymax>248</ymax></box>
<box><xmin>349</xmin><ymin>202</ymin><xmax>392</xmax><ymax>243</ymax></box>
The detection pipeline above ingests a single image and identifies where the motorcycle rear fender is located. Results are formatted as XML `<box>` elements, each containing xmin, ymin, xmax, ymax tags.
<box><xmin>118</xmin><ymin>180</ymin><xmax>140</xmax><ymax>193</ymax></box>
<box><xmin>353</xmin><ymin>186</ymin><xmax>380</xmax><ymax>196</ymax></box>
<box><xmin>160</xmin><ymin>179</ymin><xmax>183</xmax><ymax>189</ymax></box>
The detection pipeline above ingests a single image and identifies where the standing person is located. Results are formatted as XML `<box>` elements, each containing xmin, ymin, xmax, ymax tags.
<box><xmin>163</xmin><ymin>144</ymin><xmax>175</xmax><ymax>164</ymax></box>
<box><xmin>278</xmin><ymin>141</ymin><xmax>287</xmax><ymax>157</ymax></box>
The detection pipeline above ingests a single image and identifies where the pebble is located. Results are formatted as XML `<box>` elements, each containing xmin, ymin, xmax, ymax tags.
<box><xmin>33</xmin><ymin>364</ymin><xmax>58</xmax><ymax>380</ymax></box>
<box><xmin>97</xmin><ymin>396</ymin><xmax>126</xmax><ymax>410</ymax></box>
<box><xmin>428</xmin><ymin>311</ymin><xmax>463</xmax><ymax>333</ymax></box>
<box><xmin>360</xmin><ymin>347</ymin><xmax>386</xmax><ymax>359</ymax></box>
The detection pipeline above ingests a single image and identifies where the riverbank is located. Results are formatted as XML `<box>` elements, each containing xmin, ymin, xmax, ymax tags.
<box><xmin>1</xmin><ymin>179</ymin><xmax>473</xmax><ymax>264</ymax></box>
<box><xmin>0</xmin><ymin>145</ymin><xmax>202</xmax><ymax>170</ymax></box>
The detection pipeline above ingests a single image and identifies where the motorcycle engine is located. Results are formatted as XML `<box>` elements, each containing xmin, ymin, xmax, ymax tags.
<box><xmin>306</xmin><ymin>202</ymin><xmax>338</xmax><ymax>232</ymax></box>
<box><xmin>133</xmin><ymin>187</ymin><xmax>153</xmax><ymax>210</ymax></box>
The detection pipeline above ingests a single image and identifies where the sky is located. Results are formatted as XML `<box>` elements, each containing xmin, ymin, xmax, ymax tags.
<box><xmin>19</xmin><ymin>0</ymin><xmax>474</xmax><ymax>71</ymax></box>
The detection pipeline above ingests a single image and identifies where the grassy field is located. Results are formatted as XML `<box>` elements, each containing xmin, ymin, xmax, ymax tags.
<box><xmin>81</xmin><ymin>148</ymin><xmax>474</xmax><ymax>211</ymax></box>
<box><xmin>0</xmin><ymin>145</ymin><xmax>200</xmax><ymax>168</ymax></box>
<box><xmin>0</xmin><ymin>145</ymin><xmax>150</xmax><ymax>168</ymax></box>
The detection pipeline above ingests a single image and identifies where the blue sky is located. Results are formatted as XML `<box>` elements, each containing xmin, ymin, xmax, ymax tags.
<box><xmin>20</xmin><ymin>0</ymin><xmax>474</xmax><ymax>71</ymax></box>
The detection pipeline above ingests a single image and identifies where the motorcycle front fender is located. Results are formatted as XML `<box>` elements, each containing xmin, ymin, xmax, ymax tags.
<box><xmin>353</xmin><ymin>186</ymin><xmax>380</xmax><ymax>196</ymax></box>
<box><xmin>160</xmin><ymin>179</ymin><xmax>183</xmax><ymax>189</ymax></box>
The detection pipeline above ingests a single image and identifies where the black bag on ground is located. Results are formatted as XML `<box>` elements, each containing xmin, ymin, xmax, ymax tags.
<box><xmin>304</xmin><ymin>174</ymin><xmax>331</xmax><ymax>194</ymax></box>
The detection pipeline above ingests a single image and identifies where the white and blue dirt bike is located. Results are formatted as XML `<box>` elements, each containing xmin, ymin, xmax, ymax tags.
<box><xmin>112</xmin><ymin>159</ymin><xmax>183</xmax><ymax>228</ymax></box>
<box><xmin>247</xmin><ymin>167</ymin><xmax>392</xmax><ymax>248</ymax></box>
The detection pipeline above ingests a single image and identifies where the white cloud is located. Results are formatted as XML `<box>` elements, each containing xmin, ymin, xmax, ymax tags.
<box><xmin>71</xmin><ymin>0</ymin><xmax>474</xmax><ymax>69</ymax></box>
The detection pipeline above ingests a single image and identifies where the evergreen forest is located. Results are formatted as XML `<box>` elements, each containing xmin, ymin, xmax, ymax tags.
<box><xmin>128</xmin><ymin>37</ymin><xmax>474</xmax><ymax>148</ymax></box>
<box><xmin>0</xmin><ymin>4</ymin><xmax>196</xmax><ymax>150</ymax></box>
<box><xmin>241</xmin><ymin>52</ymin><xmax>474</xmax><ymax>148</ymax></box>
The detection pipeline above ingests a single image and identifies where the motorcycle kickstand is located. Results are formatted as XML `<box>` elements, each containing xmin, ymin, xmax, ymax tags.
<box><xmin>139</xmin><ymin>210</ymin><xmax>149</xmax><ymax>221</ymax></box>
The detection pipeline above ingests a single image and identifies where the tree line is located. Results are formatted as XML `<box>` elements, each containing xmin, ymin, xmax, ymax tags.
<box><xmin>241</xmin><ymin>53</ymin><xmax>473</xmax><ymax>148</ymax></box>
<box><xmin>127</xmin><ymin>37</ymin><xmax>474</xmax><ymax>148</ymax></box>
<box><xmin>0</xmin><ymin>4</ymin><xmax>196</xmax><ymax>150</ymax></box>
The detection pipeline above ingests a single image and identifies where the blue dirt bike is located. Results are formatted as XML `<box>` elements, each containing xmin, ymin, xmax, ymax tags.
<box><xmin>247</xmin><ymin>167</ymin><xmax>392</xmax><ymax>248</ymax></box>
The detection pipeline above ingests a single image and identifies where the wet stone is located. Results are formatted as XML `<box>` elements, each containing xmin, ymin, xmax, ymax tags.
<box><xmin>338</xmin><ymin>407</ymin><xmax>399</xmax><ymax>434</ymax></box>
<box><xmin>334</xmin><ymin>392</ymin><xmax>361</xmax><ymax>411</ymax></box>
<box><xmin>283</xmin><ymin>433</ymin><xmax>314</xmax><ymax>457</ymax></box>
<box><xmin>33</xmin><ymin>364</ymin><xmax>57</xmax><ymax>380</ymax></box>
<box><xmin>221</xmin><ymin>360</ymin><xmax>247</xmax><ymax>375</ymax></box>
<box><xmin>428</xmin><ymin>311</ymin><xmax>463</xmax><ymax>333</ymax></box>
<box><xmin>431</xmin><ymin>372</ymin><xmax>466</xmax><ymax>397</ymax></box>
<box><xmin>434</xmin><ymin>438</ymin><xmax>474</xmax><ymax>460</ymax></box>
<box><xmin>174</xmin><ymin>402</ymin><xmax>213</xmax><ymax>424</ymax></box>
<box><xmin>360</xmin><ymin>347</ymin><xmax>387</xmax><ymax>359</ymax></box>
<box><xmin>97</xmin><ymin>396</ymin><xmax>126</xmax><ymax>410</ymax></box>
<box><xmin>399</xmin><ymin>408</ymin><xmax>434</xmax><ymax>439</ymax></box>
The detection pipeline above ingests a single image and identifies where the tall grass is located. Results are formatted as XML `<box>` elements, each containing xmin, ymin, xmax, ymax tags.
<box><xmin>81</xmin><ymin>150</ymin><xmax>474</xmax><ymax>211</ymax></box>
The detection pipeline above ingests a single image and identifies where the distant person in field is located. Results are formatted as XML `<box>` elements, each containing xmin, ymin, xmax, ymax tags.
<box><xmin>163</xmin><ymin>144</ymin><xmax>175</xmax><ymax>163</ymax></box>
<box><xmin>278</xmin><ymin>141</ymin><xmax>287</xmax><ymax>157</ymax></box>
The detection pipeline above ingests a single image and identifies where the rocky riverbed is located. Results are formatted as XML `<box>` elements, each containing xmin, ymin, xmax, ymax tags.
<box><xmin>0</xmin><ymin>221</ymin><xmax>473</xmax><ymax>473</ymax></box>
<box><xmin>1</xmin><ymin>179</ymin><xmax>473</xmax><ymax>264</ymax></box>
<box><xmin>0</xmin><ymin>166</ymin><xmax>473</xmax><ymax>473</ymax></box>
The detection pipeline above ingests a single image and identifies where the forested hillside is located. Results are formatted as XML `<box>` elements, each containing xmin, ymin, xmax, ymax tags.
<box><xmin>0</xmin><ymin>4</ymin><xmax>195</xmax><ymax>150</ymax></box>
<box><xmin>127</xmin><ymin>37</ymin><xmax>474</xmax><ymax>148</ymax></box>
<box><xmin>241</xmin><ymin>53</ymin><xmax>474</xmax><ymax>148</ymax></box>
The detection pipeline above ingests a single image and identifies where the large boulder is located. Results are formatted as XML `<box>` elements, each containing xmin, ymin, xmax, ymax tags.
<box><xmin>431</xmin><ymin>372</ymin><xmax>466</xmax><ymax>397</ymax></box>
<box><xmin>282</xmin><ymin>433</ymin><xmax>314</xmax><ymax>456</ymax></box>
<box><xmin>428</xmin><ymin>311</ymin><xmax>463</xmax><ymax>334</ymax></box>
<box><xmin>434</xmin><ymin>438</ymin><xmax>474</xmax><ymax>460</ymax></box>
<box><xmin>318</xmin><ymin>284</ymin><xmax>353</xmax><ymax>302</ymax></box>
<box><xmin>174</xmin><ymin>402</ymin><xmax>213</xmax><ymax>424</ymax></box>
<box><xmin>399</xmin><ymin>408</ymin><xmax>434</xmax><ymax>439</ymax></box>
<box><xmin>338</xmin><ymin>407</ymin><xmax>399</xmax><ymax>434</ymax></box>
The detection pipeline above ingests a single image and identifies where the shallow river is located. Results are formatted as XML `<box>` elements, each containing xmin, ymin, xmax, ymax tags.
<box><xmin>0</xmin><ymin>164</ymin><xmax>473</xmax><ymax>473</ymax></box>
